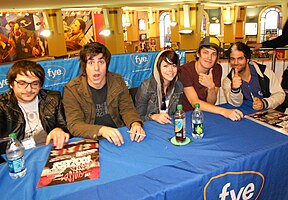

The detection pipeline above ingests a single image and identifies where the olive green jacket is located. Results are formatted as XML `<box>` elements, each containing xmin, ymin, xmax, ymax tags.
<box><xmin>63</xmin><ymin>72</ymin><xmax>143</xmax><ymax>139</ymax></box>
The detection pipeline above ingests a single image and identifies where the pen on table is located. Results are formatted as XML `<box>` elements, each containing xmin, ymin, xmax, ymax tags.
<box><xmin>127</xmin><ymin>131</ymin><xmax>146</xmax><ymax>137</ymax></box>
<box><xmin>250</xmin><ymin>92</ymin><xmax>255</xmax><ymax>101</ymax></box>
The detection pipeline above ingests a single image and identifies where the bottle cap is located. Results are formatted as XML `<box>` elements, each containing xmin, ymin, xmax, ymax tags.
<box><xmin>177</xmin><ymin>104</ymin><xmax>183</xmax><ymax>110</ymax></box>
<box><xmin>9</xmin><ymin>133</ymin><xmax>17</xmax><ymax>139</ymax></box>
<box><xmin>195</xmin><ymin>103</ymin><xmax>200</xmax><ymax>109</ymax></box>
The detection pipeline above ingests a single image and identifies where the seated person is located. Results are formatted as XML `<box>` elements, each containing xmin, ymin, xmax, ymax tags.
<box><xmin>63</xmin><ymin>42</ymin><xmax>145</xmax><ymax>146</ymax></box>
<box><xmin>0</xmin><ymin>60</ymin><xmax>70</xmax><ymax>154</ymax></box>
<box><xmin>179</xmin><ymin>36</ymin><xmax>243</xmax><ymax>121</ymax></box>
<box><xmin>135</xmin><ymin>50</ymin><xmax>183</xmax><ymax>124</ymax></box>
<box><xmin>223</xmin><ymin>42</ymin><xmax>285</xmax><ymax>111</ymax></box>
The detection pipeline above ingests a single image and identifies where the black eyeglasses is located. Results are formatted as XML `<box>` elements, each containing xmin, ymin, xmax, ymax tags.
<box><xmin>161</xmin><ymin>96</ymin><xmax>166</xmax><ymax>111</ymax></box>
<box><xmin>14</xmin><ymin>80</ymin><xmax>41</xmax><ymax>89</ymax></box>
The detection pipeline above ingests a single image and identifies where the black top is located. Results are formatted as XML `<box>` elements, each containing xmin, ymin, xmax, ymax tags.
<box><xmin>90</xmin><ymin>84</ymin><xmax>117</xmax><ymax>128</ymax></box>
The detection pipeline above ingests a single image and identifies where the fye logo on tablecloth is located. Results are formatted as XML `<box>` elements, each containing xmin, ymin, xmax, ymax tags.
<box><xmin>0</xmin><ymin>74</ymin><xmax>9</xmax><ymax>93</ymax></box>
<box><xmin>44</xmin><ymin>65</ymin><xmax>66</xmax><ymax>81</ymax></box>
<box><xmin>204</xmin><ymin>171</ymin><xmax>264</xmax><ymax>200</ymax></box>
<box><xmin>130</xmin><ymin>54</ymin><xmax>151</xmax><ymax>68</ymax></box>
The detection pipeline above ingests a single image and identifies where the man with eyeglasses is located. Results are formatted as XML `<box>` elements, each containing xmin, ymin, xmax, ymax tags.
<box><xmin>179</xmin><ymin>36</ymin><xmax>244</xmax><ymax>121</ymax></box>
<box><xmin>223</xmin><ymin>42</ymin><xmax>285</xmax><ymax>111</ymax></box>
<box><xmin>0</xmin><ymin>60</ymin><xmax>70</xmax><ymax>154</ymax></box>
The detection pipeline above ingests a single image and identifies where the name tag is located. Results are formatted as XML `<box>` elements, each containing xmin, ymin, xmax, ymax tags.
<box><xmin>22</xmin><ymin>137</ymin><xmax>36</xmax><ymax>149</ymax></box>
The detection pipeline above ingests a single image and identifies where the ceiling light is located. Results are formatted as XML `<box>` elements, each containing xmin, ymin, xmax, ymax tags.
<box><xmin>148</xmin><ymin>9</ymin><xmax>154</xmax><ymax>24</ymax></box>
<box><xmin>170</xmin><ymin>9</ymin><xmax>177</xmax><ymax>27</ymax></box>
<box><xmin>179</xmin><ymin>29</ymin><xmax>193</xmax><ymax>34</ymax></box>
<box><xmin>99</xmin><ymin>29</ymin><xmax>111</xmax><ymax>36</ymax></box>
<box><xmin>40</xmin><ymin>29</ymin><xmax>52</xmax><ymax>37</ymax></box>
<box><xmin>170</xmin><ymin>21</ymin><xmax>177</xmax><ymax>27</ymax></box>
<box><xmin>99</xmin><ymin>9</ymin><xmax>112</xmax><ymax>37</ymax></box>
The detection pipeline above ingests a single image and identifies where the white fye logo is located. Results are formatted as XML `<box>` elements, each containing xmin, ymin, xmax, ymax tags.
<box><xmin>0</xmin><ymin>78</ymin><xmax>8</xmax><ymax>89</ymax></box>
<box><xmin>219</xmin><ymin>182</ymin><xmax>255</xmax><ymax>200</ymax></box>
<box><xmin>135</xmin><ymin>55</ymin><xmax>148</xmax><ymax>65</ymax></box>
<box><xmin>47</xmin><ymin>68</ymin><xmax>63</xmax><ymax>78</ymax></box>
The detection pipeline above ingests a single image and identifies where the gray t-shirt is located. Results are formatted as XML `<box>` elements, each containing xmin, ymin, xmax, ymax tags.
<box><xmin>18</xmin><ymin>96</ymin><xmax>46</xmax><ymax>145</ymax></box>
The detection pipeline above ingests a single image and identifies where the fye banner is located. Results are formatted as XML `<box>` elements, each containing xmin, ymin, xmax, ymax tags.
<box><xmin>204</xmin><ymin>171</ymin><xmax>264</xmax><ymax>200</ymax></box>
<box><xmin>0</xmin><ymin>50</ymin><xmax>186</xmax><ymax>94</ymax></box>
<box><xmin>0</xmin><ymin>58</ymin><xmax>80</xmax><ymax>95</ymax></box>
<box><xmin>109</xmin><ymin>50</ymin><xmax>186</xmax><ymax>89</ymax></box>
<box><xmin>41</xmin><ymin>58</ymin><xmax>81</xmax><ymax>94</ymax></box>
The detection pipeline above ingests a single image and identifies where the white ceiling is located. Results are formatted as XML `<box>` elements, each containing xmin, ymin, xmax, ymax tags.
<box><xmin>1</xmin><ymin>0</ymin><xmax>284</xmax><ymax>12</ymax></box>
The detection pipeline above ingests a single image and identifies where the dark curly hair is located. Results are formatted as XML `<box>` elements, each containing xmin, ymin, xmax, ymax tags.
<box><xmin>79</xmin><ymin>42</ymin><xmax>111</xmax><ymax>74</ymax></box>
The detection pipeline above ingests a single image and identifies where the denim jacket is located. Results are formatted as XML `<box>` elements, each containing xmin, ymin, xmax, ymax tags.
<box><xmin>135</xmin><ymin>76</ymin><xmax>183</xmax><ymax>121</ymax></box>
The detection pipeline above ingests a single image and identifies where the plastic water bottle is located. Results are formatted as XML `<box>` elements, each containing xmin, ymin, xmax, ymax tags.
<box><xmin>174</xmin><ymin>104</ymin><xmax>186</xmax><ymax>142</ymax></box>
<box><xmin>192</xmin><ymin>103</ymin><xmax>204</xmax><ymax>139</ymax></box>
<box><xmin>6</xmin><ymin>133</ymin><xmax>27</xmax><ymax>179</ymax></box>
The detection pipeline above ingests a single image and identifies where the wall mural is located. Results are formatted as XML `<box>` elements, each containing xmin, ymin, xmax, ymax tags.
<box><xmin>0</xmin><ymin>13</ymin><xmax>47</xmax><ymax>63</ymax></box>
<box><xmin>62</xmin><ymin>12</ymin><xmax>95</xmax><ymax>51</ymax></box>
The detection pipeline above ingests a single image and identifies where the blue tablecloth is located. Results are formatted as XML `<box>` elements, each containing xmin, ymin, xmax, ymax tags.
<box><xmin>1</xmin><ymin>102</ymin><xmax>288</xmax><ymax>200</ymax></box>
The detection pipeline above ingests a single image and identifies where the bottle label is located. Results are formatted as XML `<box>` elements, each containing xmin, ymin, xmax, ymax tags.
<box><xmin>175</xmin><ymin>119</ymin><xmax>183</xmax><ymax>133</ymax></box>
<box><xmin>175</xmin><ymin>118</ymin><xmax>186</xmax><ymax>139</ymax></box>
<box><xmin>193</xmin><ymin>123</ymin><xmax>203</xmax><ymax>135</ymax></box>
<box><xmin>8</xmin><ymin>156</ymin><xmax>25</xmax><ymax>173</ymax></box>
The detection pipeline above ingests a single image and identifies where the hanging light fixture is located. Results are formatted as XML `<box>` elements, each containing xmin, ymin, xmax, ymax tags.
<box><xmin>170</xmin><ymin>9</ymin><xmax>177</xmax><ymax>27</ymax></box>
<box><xmin>122</xmin><ymin>10</ymin><xmax>131</xmax><ymax>27</ymax></box>
<box><xmin>99</xmin><ymin>9</ymin><xmax>112</xmax><ymax>36</ymax></box>
<box><xmin>148</xmin><ymin>9</ymin><xmax>154</xmax><ymax>24</ymax></box>
<box><xmin>224</xmin><ymin>6</ymin><xmax>233</xmax><ymax>25</ymax></box>
<box><xmin>179</xmin><ymin>4</ymin><xmax>193</xmax><ymax>34</ymax></box>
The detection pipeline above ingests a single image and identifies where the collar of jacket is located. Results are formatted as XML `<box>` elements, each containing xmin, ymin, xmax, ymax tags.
<box><xmin>77</xmin><ymin>72</ymin><xmax>120</xmax><ymax>105</ymax></box>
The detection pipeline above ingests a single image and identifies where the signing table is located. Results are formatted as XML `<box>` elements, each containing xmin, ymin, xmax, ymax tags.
<box><xmin>1</xmin><ymin>102</ymin><xmax>288</xmax><ymax>200</ymax></box>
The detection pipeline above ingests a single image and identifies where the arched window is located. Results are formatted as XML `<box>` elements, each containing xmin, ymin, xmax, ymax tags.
<box><xmin>159</xmin><ymin>11</ymin><xmax>171</xmax><ymax>49</ymax></box>
<box><xmin>260</xmin><ymin>7</ymin><xmax>282</xmax><ymax>43</ymax></box>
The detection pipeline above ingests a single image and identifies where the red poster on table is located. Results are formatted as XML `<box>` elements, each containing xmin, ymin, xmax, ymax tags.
<box><xmin>37</xmin><ymin>139</ymin><xmax>99</xmax><ymax>188</ymax></box>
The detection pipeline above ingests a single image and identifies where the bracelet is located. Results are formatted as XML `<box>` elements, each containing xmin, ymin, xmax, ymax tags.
<box><xmin>231</xmin><ymin>87</ymin><xmax>240</xmax><ymax>93</ymax></box>
<box><xmin>261</xmin><ymin>99</ymin><xmax>268</xmax><ymax>109</ymax></box>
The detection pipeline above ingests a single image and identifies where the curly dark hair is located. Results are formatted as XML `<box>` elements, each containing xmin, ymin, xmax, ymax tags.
<box><xmin>79</xmin><ymin>42</ymin><xmax>111</xmax><ymax>74</ymax></box>
<box><xmin>227</xmin><ymin>42</ymin><xmax>252</xmax><ymax>60</ymax></box>
<box><xmin>7</xmin><ymin>60</ymin><xmax>45</xmax><ymax>87</ymax></box>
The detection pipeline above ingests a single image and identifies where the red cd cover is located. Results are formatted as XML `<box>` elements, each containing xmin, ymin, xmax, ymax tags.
<box><xmin>37</xmin><ymin>139</ymin><xmax>99</xmax><ymax>188</ymax></box>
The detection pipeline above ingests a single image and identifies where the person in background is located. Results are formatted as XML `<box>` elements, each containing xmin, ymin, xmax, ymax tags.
<box><xmin>249</xmin><ymin>19</ymin><xmax>288</xmax><ymax>49</ymax></box>
<box><xmin>65</xmin><ymin>18</ymin><xmax>86</xmax><ymax>44</ymax></box>
<box><xmin>179</xmin><ymin>36</ymin><xmax>243</xmax><ymax>121</ymax></box>
<box><xmin>223</xmin><ymin>42</ymin><xmax>285</xmax><ymax>111</ymax></box>
<box><xmin>0</xmin><ymin>60</ymin><xmax>70</xmax><ymax>154</ymax></box>
<box><xmin>135</xmin><ymin>50</ymin><xmax>183</xmax><ymax>124</ymax></box>
<box><xmin>63</xmin><ymin>42</ymin><xmax>145</xmax><ymax>146</ymax></box>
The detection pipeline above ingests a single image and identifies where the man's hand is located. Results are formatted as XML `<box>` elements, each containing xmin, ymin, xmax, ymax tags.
<box><xmin>46</xmin><ymin>128</ymin><xmax>70</xmax><ymax>149</ymax></box>
<box><xmin>99</xmin><ymin>126</ymin><xmax>124</xmax><ymax>146</ymax></box>
<box><xmin>151</xmin><ymin>113</ymin><xmax>172</xmax><ymax>124</ymax></box>
<box><xmin>129</xmin><ymin>122</ymin><xmax>146</xmax><ymax>143</ymax></box>
<box><xmin>231</xmin><ymin>68</ymin><xmax>242</xmax><ymax>90</ymax></box>
<box><xmin>252</xmin><ymin>97</ymin><xmax>264</xmax><ymax>110</ymax></box>
<box><xmin>223</xmin><ymin>108</ymin><xmax>244</xmax><ymax>121</ymax></box>
<box><xmin>199</xmin><ymin>68</ymin><xmax>215</xmax><ymax>89</ymax></box>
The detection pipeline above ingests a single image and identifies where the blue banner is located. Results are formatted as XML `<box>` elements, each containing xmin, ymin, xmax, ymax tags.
<box><xmin>109</xmin><ymin>50</ymin><xmax>186</xmax><ymax>89</ymax></box>
<box><xmin>0</xmin><ymin>50</ymin><xmax>186</xmax><ymax>94</ymax></box>
<box><xmin>0</xmin><ymin>58</ymin><xmax>81</xmax><ymax>95</ymax></box>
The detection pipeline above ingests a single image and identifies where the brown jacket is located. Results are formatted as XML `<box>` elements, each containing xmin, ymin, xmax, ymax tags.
<box><xmin>63</xmin><ymin>72</ymin><xmax>143</xmax><ymax>139</ymax></box>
